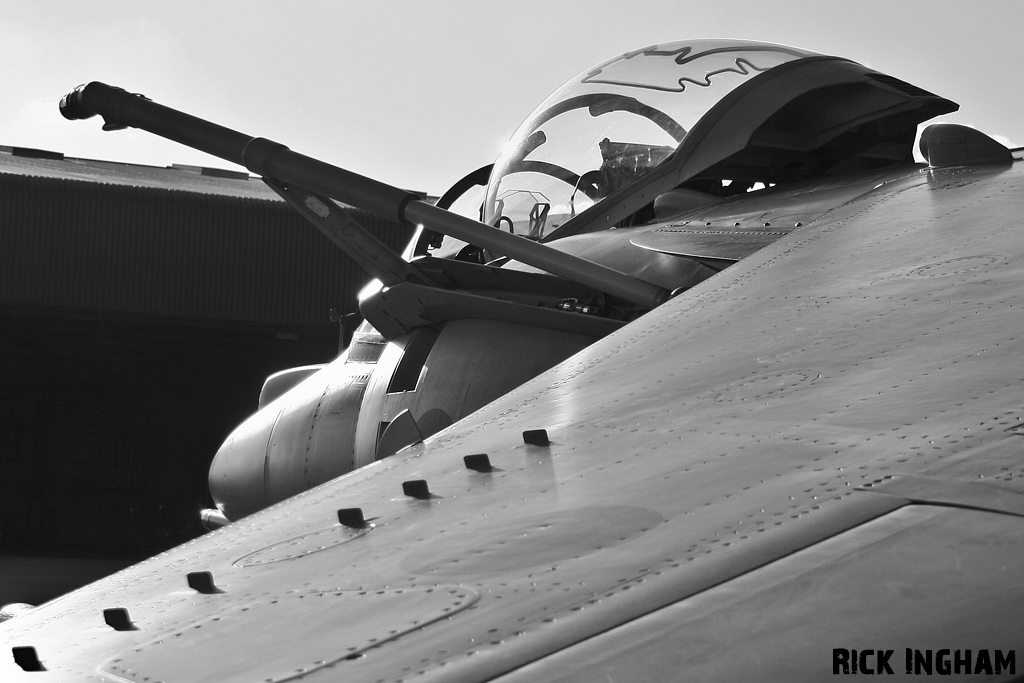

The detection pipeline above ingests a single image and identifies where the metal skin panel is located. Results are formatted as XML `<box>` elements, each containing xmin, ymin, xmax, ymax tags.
<box><xmin>352</xmin><ymin>333</ymin><xmax>409</xmax><ymax>463</ymax></box>
<box><xmin>104</xmin><ymin>586</ymin><xmax>480</xmax><ymax>683</ymax></box>
<box><xmin>5</xmin><ymin>161</ymin><xmax>1024</xmax><ymax>680</ymax></box>
<box><xmin>207</xmin><ymin>400</ymin><xmax>278</xmax><ymax>518</ymax></box>
<box><xmin>209</xmin><ymin>349</ymin><xmax>377</xmax><ymax>520</ymax></box>
<box><xmin>292</xmin><ymin>365</ymin><xmax>372</xmax><ymax>489</ymax></box>
<box><xmin>263</xmin><ymin>368</ymin><xmax>353</xmax><ymax>504</ymax></box>
<box><xmin>258</xmin><ymin>365</ymin><xmax>325</xmax><ymax>410</ymax></box>
<box><xmin>491</xmin><ymin>505</ymin><xmax>1024</xmax><ymax>683</ymax></box>
<box><xmin>503</xmin><ymin>224</ymin><xmax>718</xmax><ymax>291</ymax></box>
<box><xmin>379</xmin><ymin>319</ymin><xmax>597</xmax><ymax>429</ymax></box>
<box><xmin>376</xmin><ymin>408</ymin><xmax>423</xmax><ymax>459</ymax></box>
<box><xmin>628</xmin><ymin>165</ymin><xmax>913</xmax><ymax>261</ymax></box>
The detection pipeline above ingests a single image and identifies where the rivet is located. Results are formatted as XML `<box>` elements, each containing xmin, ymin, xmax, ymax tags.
<box><xmin>403</xmin><ymin>480</ymin><xmax>431</xmax><ymax>499</ymax></box>
<box><xmin>12</xmin><ymin>646</ymin><xmax>44</xmax><ymax>671</ymax></box>
<box><xmin>337</xmin><ymin>508</ymin><xmax>367</xmax><ymax>528</ymax></box>
<box><xmin>463</xmin><ymin>454</ymin><xmax>492</xmax><ymax>472</ymax></box>
<box><xmin>523</xmin><ymin>429</ymin><xmax>550</xmax><ymax>446</ymax></box>
<box><xmin>187</xmin><ymin>571</ymin><xmax>221</xmax><ymax>594</ymax></box>
<box><xmin>104</xmin><ymin>607</ymin><xmax>136</xmax><ymax>631</ymax></box>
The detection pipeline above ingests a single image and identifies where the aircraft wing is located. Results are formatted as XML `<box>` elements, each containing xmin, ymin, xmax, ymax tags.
<box><xmin>4</xmin><ymin>162</ymin><xmax>1023</xmax><ymax>680</ymax></box>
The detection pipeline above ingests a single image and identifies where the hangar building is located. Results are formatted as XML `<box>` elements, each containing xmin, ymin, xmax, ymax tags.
<box><xmin>0</xmin><ymin>146</ymin><xmax>415</xmax><ymax>602</ymax></box>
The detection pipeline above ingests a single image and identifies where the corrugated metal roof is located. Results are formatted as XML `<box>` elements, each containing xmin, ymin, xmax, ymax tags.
<box><xmin>0</xmin><ymin>146</ymin><xmax>277</xmax><ymax>199</ymax></box>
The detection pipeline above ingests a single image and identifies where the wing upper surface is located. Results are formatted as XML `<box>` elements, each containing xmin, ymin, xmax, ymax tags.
<box><xmin>4</xmin><ymin>163</ymin><xmax>1024</xmax><ymax>681</ymax></box>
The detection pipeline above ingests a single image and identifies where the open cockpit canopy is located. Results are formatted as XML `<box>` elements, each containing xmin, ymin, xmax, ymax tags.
<box><xmin>481</xmin><ymin>39</ymin><xmax>958</xmax><ymax>240</ymax></box>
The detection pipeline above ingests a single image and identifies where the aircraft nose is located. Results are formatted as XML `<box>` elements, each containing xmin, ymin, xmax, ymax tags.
<box><xmin>208</xmin><ymin>406</ymin><xmax>278</xmax><ymax>522</ymax></box>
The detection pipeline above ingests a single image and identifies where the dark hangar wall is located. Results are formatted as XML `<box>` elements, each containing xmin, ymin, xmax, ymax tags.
<box><xmin>0</xmin><ymin>149</ymin><xmax>415</xmax><ymax>584</ymax></box>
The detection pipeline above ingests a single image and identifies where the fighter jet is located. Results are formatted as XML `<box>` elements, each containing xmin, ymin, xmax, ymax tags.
<box><xmin>3</xmin><ymin>39</ymin><xmax>1022</xmax><ymax>681</ymax></box>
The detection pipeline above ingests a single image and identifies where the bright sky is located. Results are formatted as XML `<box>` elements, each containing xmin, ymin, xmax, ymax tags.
<box><xmin>3</xmin><ymin>0</ymin><xmax>1021</xmax><ymax>195</ymax></box>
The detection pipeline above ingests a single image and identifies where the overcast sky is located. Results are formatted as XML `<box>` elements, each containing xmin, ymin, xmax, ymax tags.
<box><xmin>2</xmin><ymin>0</ymin><xmax>1021</xmax><ymax>195</ymax></box>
